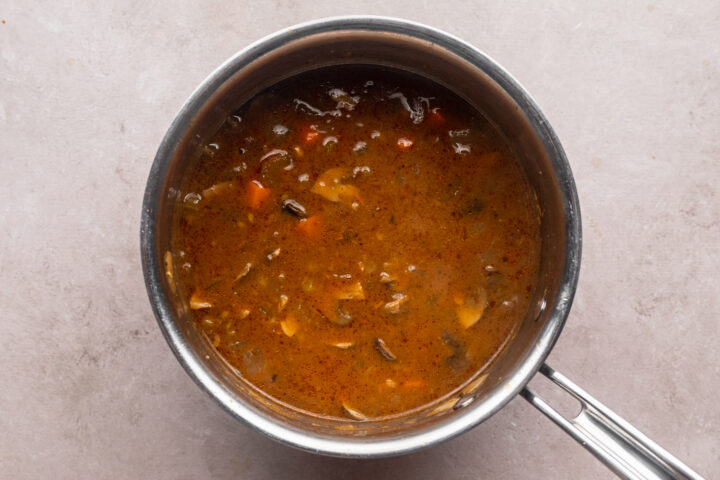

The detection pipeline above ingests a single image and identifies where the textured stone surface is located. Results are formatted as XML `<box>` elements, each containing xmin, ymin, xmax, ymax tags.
<box><xmin>1</xmin><ymin>1</ymin><xmax>718</xmax><ymax>478</ymax></box>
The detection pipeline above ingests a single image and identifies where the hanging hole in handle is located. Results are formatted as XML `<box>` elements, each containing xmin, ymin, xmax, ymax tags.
<box><xmin>527</xmin><ymin>370</ymin><xmax>583</xmax><ymax>419</ymax></box>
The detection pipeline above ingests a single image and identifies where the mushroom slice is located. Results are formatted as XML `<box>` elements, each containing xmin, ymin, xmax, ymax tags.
<box><xmin>234</xmin><ymin>262</ymin><xmax>253</xmax><ymax>282</ymax></box>
<box><xmin>317</xmin><ymin>281</ymin><xmax>365</xmax><ymax>325</ymax></box>
<box><xmin>335</xmin><ymin>306</ymin><xmax>353</xmax><ymax>325</ymax></box>
<box><xmin>342</xmin><ymin>402</ymin><xmax>368</xmax><ymax>421</ymax></box>
<box><xmin>456</xmin><ymin>288</ymin><xmax>488</xmax><ymax>329</ymax></box>
<box><xmin>378</xmin><ymin>271</ymin><xmax>396</xmax><ymax>284</ymax></box>
<box><xmin>281</xmin><ymin>198</ymin><xmax>306</xmax><ymax>218</ymax></box>
<box><xmin>443</xmin><ymin>331</ymin><xmax>468</xmax><ymax>371</ymax></box>
<box><xmin>316</xmin><ymin>303</ymin><xmax>353</xmax><ymax>326</ymax></box>
<box><xmin>383</xmin><ymin>293</ymin><xmax>408</xmax><ymax>314</ymax></box>
<box><xmin>375</xmin><ymin>338</ymin><xmax>397</xmax><ymax>361</ymax></box>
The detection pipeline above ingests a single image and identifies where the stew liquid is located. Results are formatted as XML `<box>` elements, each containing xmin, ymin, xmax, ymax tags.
<box><xmin>173</xmin><ymin>66</ymin><xmax>541</xmax><ymax>419</ymax></box>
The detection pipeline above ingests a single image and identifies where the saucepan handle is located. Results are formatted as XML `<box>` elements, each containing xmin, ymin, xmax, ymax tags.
<box><xmin>520</xmin><ymin>364</ymin><xmax>705</xmax><ymax>480</ymax></box>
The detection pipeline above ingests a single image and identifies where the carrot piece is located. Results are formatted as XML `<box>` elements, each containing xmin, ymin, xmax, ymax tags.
<box><xmin>295</xmin><ymin>214</ymin><xmax>322</xmax><ymax>238</ymax></box>
<box><xmin>429</xmin><ymin>108</ymin><xmax>446</xmax><ymax>124</ymax></box>
<box><xmin>402</xmin><ymin>379</ymin><xmax>425</xmax><ymax>389</ymax></box>
<box><xmin>246</xmin><ymin>180</ymin><xmax>272</xmax><ymax>210</ymax></box>
<box><xmin>303</xmin><ymin>129</ymin><xmax>321</xmax><ymax>144</ymax></box>
<box><xmin>397</xmin><ymin>137</ymin><xmax>414</xmax><ymax>150</ymax></box>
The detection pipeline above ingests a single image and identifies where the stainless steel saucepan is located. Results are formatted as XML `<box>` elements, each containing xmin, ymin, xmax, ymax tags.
<box><xmin>140</xmin><ymin>16</ymin><xmax>705</xmax><ymax>479</ymax></box>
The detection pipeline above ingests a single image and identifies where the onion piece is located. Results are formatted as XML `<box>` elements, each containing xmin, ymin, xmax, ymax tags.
<box><xmin>335</xmin><ymin>281</ymin><xmax>365</xmax><ymax>300</ymax></box>
<box><xmin>201</xmin><ymin>181</ymin><xmax>234</xmax><ymax>199</ymax></box>
<box><xmin>190</xmin><ymin>291</ymin><xmax>212</xmax><ymax>310</ymax></box>
<box><xmin>382</xmin><ymin>293</ymin><xmax>408</xmax><ymax>314</ymax></box>
<box><xmin>280</xmin><ymin>314</ymin><xmax>299</xmax><ymax>337</ymax></box>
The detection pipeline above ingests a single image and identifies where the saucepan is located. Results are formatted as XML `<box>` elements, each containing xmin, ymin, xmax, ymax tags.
<box><xmin>140</xmin><ymin>16</ymin><xmax>704</xmax><ymax>479</ymax></box>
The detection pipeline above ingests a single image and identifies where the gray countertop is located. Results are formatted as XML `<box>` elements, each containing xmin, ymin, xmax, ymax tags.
<box><xmin>1</xmin><ymin>2</ymin><xmax>718</xmax><ymax>478</ymax></box>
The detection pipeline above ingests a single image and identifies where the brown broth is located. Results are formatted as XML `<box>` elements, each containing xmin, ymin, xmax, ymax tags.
<box><xmin>174</xmin><ymin>66</ymin><xmax>541</xmax><ymax>419</ymax></box>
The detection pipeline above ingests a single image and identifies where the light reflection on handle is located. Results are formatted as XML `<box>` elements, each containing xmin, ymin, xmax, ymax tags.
<box><xmin>521</xmin><ymin>364</ymin><xmax>706</xmax><ymax>480</ymax></box>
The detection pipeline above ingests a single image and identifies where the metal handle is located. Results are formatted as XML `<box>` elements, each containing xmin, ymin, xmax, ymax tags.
<box><xmin>521</xmin><ymin>364</ymin><xmax>705</xmax><ymax>480</ymax></box>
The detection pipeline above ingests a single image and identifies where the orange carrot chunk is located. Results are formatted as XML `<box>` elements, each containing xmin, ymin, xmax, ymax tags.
<box><xmin>429</xmin><ymin>108</ymin><xmax>446</xmax><ymax>124</ymax></box>
<box><xmin>304</xmin><ymin>129</ymin><xmax>321</xmax><ymax>144</ymax></box>
<box><xmin>402</xmin><ymin>379</ymin><xmax>425</xmax><ymax>389</ymax></box>
<box><xmin>296</xmin><ymin>214</ymin><xmax>322</xmax><ymax>238</ymax></box>
<box><xmin>397</xmin><ymin>137</ymin><xmax>414</xmax><ymax>150</ymax></box>
<box><xmin>246</xmin><ymin>180</ymin><xmax>272</xmax><ymax>210</ymax></box>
